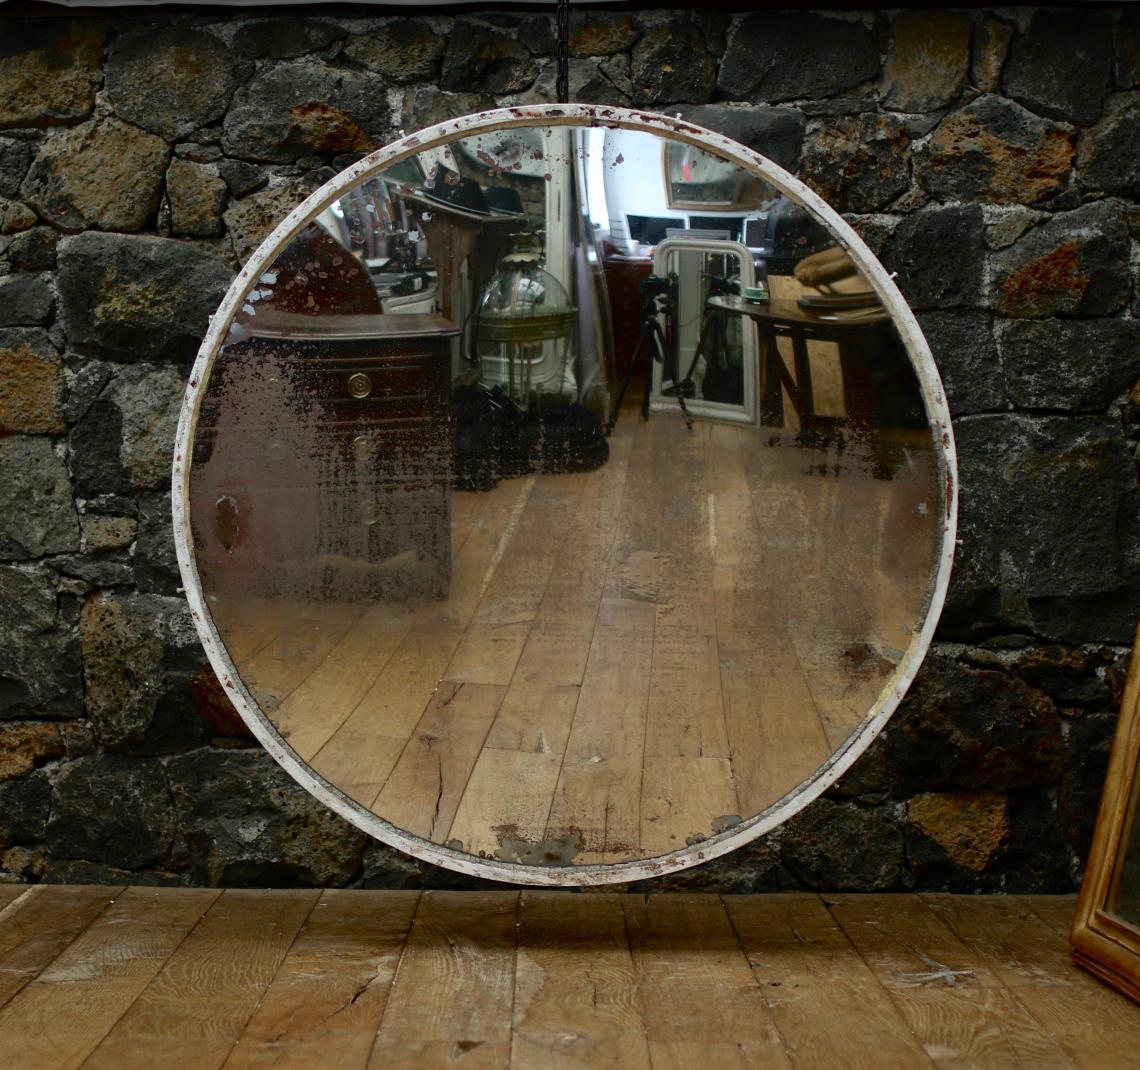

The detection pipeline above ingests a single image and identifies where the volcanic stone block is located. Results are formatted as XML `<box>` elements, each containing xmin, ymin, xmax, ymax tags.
<box><xmin>629</xmin><ymin>14</ymin><xmax>716</xmax><ymax>105</ymax></box>
<box><xmin>1016</xmin><ymin>644</ymin><xmax>1118</xmax><ymax>708</ymax></box>
<box><xmin>7</xmin><ymin>226</ymin><xmax>58</xmax><ymax>272</ymax></box>
<box><xmin>942</xmin><ymin>414</ymin><xmax>1139</xmax><ymax>643</ymax></box>
<box><xmin>106</xmin><ymin>27</ymin><xmax>243</xmax><ymax>141</ymax></box>
<box><xmin>21</xmin><ymin>117</ymin><xmax>169</xmax><ymax>233</ymax></box>
<box><xmin>971</xmin><ymin>17</ymin><xmax>1015</xmax><ymax>93</ymax></box>
<box><xmin>0</xmin><ymin>138</ymin><xmax>32</xmax><ymax>198</ymax></box>
<box><xmin>48</xmin><ymin>753</ymin><xmax>175</xmax><ymax>869</ymax></box>
<box><xmin>0</xmin><ymin>21</ymin><xmax>105</xmax><ymax>128</ymax></box>
<box><xmin>1058</xmin><ymin>711</ymin><xmax>1117</xmax><ymax>859</ymax></box>
<box><xmin>997</xmin><ymin>317</ymin><xmax>1140</xmax><ymax>411</ymax></box>
<box><xmin>0</xmin><ymin>436</ymin><xmax>78</xmax><ymax>559</ymax></box>
<box><xmin>440</xmin><ymin>20</ymin><xmax>539</xmax><ymax>96</ymax></box>
<box><xmin>233</xmin><ymin>18</ymin><xmax>341</xmax><ymax>60</ymax></box>
<box><xmin>890</xmin><ymin>654</ymin><xmax>1063</xmax><ymax>794</ymax></box>
<box><xmin>906</xmin><ymin>790</ymin><xmax>1010</xmax><ymax>888</ymax></box>
<box><xmin>222</xmin><ymin>177</ymin><xmax>317</xmax><ymax>264</ymax></box>
<box><xmin>719</xmin><ymin>12</ymin><xmax>879</xmax><ymax>103</ymax></box>
<box><xmin>68</xmin><ymin>363</ymin><xmax>184</xmax><ymax>497</ymax></box>
<box><xmin>1003</xmin><ymin>9</ymin><xmax>1115</xmax><ymax>126</ymax></box>
<box><xmin>224</xmin><ymin>61</ymin><xmax>391</xmax><ymax>162</ymax></box>
<box><xmin>675</xmin><ymin>104</ymin><xmax>805</xmax><ymax>173</ymax></box>
<box><xmin>343</xmin><ymin>20</ymin><xmax>446</xmax><ymax>84</ymax></box>
<box><xmin>880</xmin><ymin>204</ymin><xmax>985</xmax><ymax>310</ymax></box>
<box><xmin>569</xmin><ymin>13</ymin><xmax>639</xmax><ymax>57</ymax></box>
<box><xmin>135</xmin><ymin>490</ymin><xmax>180</xmax><ymax>595</ymax></box>
<box><xmin>0</xmin><ymin>722</ymin><xmax>63</xmax><ymax>781</ymax></box>
<box><xmin>80</xmin><ymin>514</ymin><xmax>137</xmax><ymax>553</ymax></box>
<box><xmin>882</xmin><ymin>10</ymin><xmax>971</xmax><ymax>112</ymax></box>
<box><xmin>802</xmin><ymin>113</ymin><xmax>913</xmax><ymax>212</ymax></box>
<box><xmin>0</xmin><ymin>327</ymin><xmax>65</xmax><ymax>434</ymax></box>
<box><xmin>524</xmin><ymin>59</ymin><xmax>629</xmax><ymax>107</ymax></box>
<box><xmin>1078</xmin><ymin>92</ymin><xmax>1140</xmax><ymax>197</ymax></box>
<box><xmin>166</xmin><ymin>158</ymin><xmax>227</xmax><ymax>238</ymax></box>
<box><xmin>987</xmin><ymin>199</ymin><xmax>1130</xmax><ymax>317</ymax></box>
<box><xmin>167</xmin><ymin>748</ymin><xmax>368</xmax><ymax>886</ymax></box>
<box><xmin>915</xmin><ymin>95</ymin><xmax>1075</xmax><ymax>205</ymax></box>
<box><xmin>0</xmin><ymin>273</ymin><xmax>53</xmax><ymax>326</ymax></box>
<box><xmin>0</xmin><ymin>564</ymin><xmax>82</xmax><ymax>720</ymax></box>
<box><xmin>58</xmin><ymin>232</ymin><xmax>232</xmax><ymax>362</ymax></box>
<box><xmin>780</xmin><ymin>798</ymin><xmax>904</xmax><ymax>891</ymax></box>
<box><xmin>915</xmin><ymin>310</ymin><xmax>1005</xmax><ymax>415</ymax></box>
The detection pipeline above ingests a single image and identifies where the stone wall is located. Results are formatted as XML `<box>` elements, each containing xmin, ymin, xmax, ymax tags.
<box><xmin>1</xmin><ymin>7</ymin><xmax>1137</xmax><ymax>892</ymax></box>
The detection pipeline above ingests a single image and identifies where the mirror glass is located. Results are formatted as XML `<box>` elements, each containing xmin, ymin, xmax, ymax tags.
<box><xmin>183</xmin><ymin>111</ymin><xmax>952</xmax><ymax>877</ymax></box>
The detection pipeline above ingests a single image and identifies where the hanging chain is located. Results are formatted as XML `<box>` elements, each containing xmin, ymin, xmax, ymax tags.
<box><xmin>555</xmin><ymin>0</ymin><xmax>570</xmax><ymax>103</ymax></box>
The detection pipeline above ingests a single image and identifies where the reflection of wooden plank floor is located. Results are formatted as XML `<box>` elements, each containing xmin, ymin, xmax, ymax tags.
<box><xmin>219</xmin><ymin>410</ymin><xmax>938</xmax><ymax>866</ymax></box>
<box><xmin>0</xmin><ymin>888</ymin><xmax>1135</xmax><ymax>1070</ymax></box>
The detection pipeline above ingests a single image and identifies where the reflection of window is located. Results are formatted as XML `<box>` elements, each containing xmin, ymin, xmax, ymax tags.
<box><xmin>664</xmin><ymin>143</ymin><xmax>770</xmax><ymax>211</ymax></box>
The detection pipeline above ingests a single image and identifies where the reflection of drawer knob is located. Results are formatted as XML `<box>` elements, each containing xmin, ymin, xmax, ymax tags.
<box><xmin>352</xmin><ymin>434</ymin><xmax>371</xmax><ymax>456</ymax></box>
<box><xmin>347</xmin><ymin>372</ymin><xmax>372</xmax><ymax>398</ymax></box>
<box><xmin>362</xmin><ymin>499</ymin><xmax>381</xmax><ymax>525</ymax></box>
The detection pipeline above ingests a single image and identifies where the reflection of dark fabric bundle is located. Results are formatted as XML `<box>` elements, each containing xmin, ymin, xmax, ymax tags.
<box><xmin>452</xmin><ymin>385</ymin><xmax>609</xmax><ymax>491</ymax></box>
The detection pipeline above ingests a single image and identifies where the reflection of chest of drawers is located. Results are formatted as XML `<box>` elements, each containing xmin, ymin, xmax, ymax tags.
<box><xmin>192</xmin><ymin>312</ymin><xmax>458</xmax><ymax>601</ymax></box>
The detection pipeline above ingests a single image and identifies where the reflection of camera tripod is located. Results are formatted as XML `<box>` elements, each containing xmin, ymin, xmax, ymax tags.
<box><xmin>673</xmin><ymin>275</ymin><xmax>739</xmax><ymax>411</ymax></box>
<box><xmin>606</xmin><ymin>273</ymin><xmax>690</xmax><ymax>435</ymax></box>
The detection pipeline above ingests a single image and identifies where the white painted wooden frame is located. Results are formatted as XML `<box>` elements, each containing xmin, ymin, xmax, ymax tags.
<box><xmin>173</xmin><ymin>104</ymin><xmax>958</xmax><ymax>887</ymax></box>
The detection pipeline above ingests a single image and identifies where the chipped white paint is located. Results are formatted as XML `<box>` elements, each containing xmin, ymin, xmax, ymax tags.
<box><xmin>172</xmin><ymin>103</ymin><xmax>958</xmax><ymax>887</ymax></box>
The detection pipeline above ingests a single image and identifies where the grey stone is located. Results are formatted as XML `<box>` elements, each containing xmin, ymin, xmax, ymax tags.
<box><xmin>629</xmin><ymin>14</ymin><xmax>715</xmax><ymax>106</ymax></box>
<box><xmin>941</xmin><ymin>414</ymin><xmax>1139</xmax><ymax>644</ymax></box>
<box><xmin>1078</xmin><ymin>92</ymin><xmax>1140</xmax><ymax>198</ymax></box>
<box><xmin>523</xmin><ymin>60</ymin><xmax>627</xmax><ymax>108</ymax></box>
<box><xmin>599</xmin><ymin>54</ymin><xmax>633</xmax><ymax>98</ymax></box>
<box><xmin>674</xmin><ymin>104</ymin><xmax>805</xmax><ymax>174</ymax></box>
<box><xmin>997</xmin><ymin>318</ymin><xmax>1140</xmax><ymax>411</ymax></box>
<box><xmin>217</xmin><ymin>160</ymin><xmax>266</xmax><ymax>199</ymax></box>
<box><xmin>882</xmin><ymin>10</ymin><xmax>971</xmax><ymax>112</ymax></box>
<box><xmin>890</xmin><ymin>654</ymin><xmax>1063</xmax><ymax>794</ymax></box>
<box><xmin>0</xmin><ymin>138</ymin><xmax>32</xmax><ymax>198</ymax></box>
<box><xmin>1117</xmin><ymin>7</ymin><xmax>1140</xmax><ymax>90</ymax></box>
<box><xmin>400</xmin><ymin>90</ymin><xmax>497</xmax><ymax>138</ymax></box>
<box><xmin>802</xmin><ymin>113</ymin><xmax>912</xmax><ymax>213</ymax></box>
<box><xmin>0</xmin><ymin>21</ymin><xmax>105</xmax><ymax>129</ymax></box>
<box><xmin>21</xmin><ymin>117</ymin><xmax>169</xmax><ymax>234</ymax></box>
<box><xmin>166</xmin><ymin>159</ymin><xmax>227</xmax><ymax>239</ymax></box>
<box><xmin>0</xmin><ymin>197</ymin><xmax>35</xmax><ymax>235</ymax></box>
<box><xmin>0</xmin><ymin>437</ymin><xmax>78</xmax><ymax>559</ymax></box>
<box><xmin>40</xmin><ymin>859</ymin><xmax>185</xmax><ymax>887</ymax></box>
<box><xmin>0</xmin><ymin>273</ymin><xmax>53</xmax><ymax>326</ymax></box>
<box><xmin>69</xmin><ymin>363</ymin><xmax>184</xmax><ymax>496</ymax></box>
<box><xmin>7</xmin><ymin>226</ymin><xmax>57</xmax><ymax>272</ymax></box>
<box><xmin>569</xmin><ymin>13</ymin><xmax>640</xmax><ymax>57</ymax></box>
<box><xmin>915</xmin><ymin>95</ymin><xmax>1075</xmax><ymax>206</ymax></box>
<box><xmin>781</xmin><ymin>798</ymin><xmax>904</xmax><ymax>891</ymax></box>
<box><xmin>440</xmin><ymin>20</ymin><xmax>538</xmax><ymax>96</ymax></box>
<box><xmin>719</xmin><ymin>13</ymin><xmax>879</xmax><ymax>103</ymax></box>
<box><xmin>50</xmin><ymin>553</ymin><xmax>133</xmax><ymax>588</ymax></box>
<box><xmin>0</xmin><ymin>327</ymin><xmax>65</xmax><ymax>434</ymax></box>
<box><xmin>58</xmin><ymin>232</ymin><xmax>232</xmax><ymax>362</ymax></box>
<box><xmin>971</xmin><ymin>17</ymin><xmax>1015</xmax><ymax>93</ymax></box>
<box><xmin>1000</xmin><ymin>791</ymin><xmax>1074</xmax><ymax>892</ymax></box>
<box><xmin>0</xmin><ymin>563</ymin><xmax>83</xmax><ymax>719</ymax></box>
<box><xmin>987</xmin><ymin>199</ymin><xmax>1130</xmax><ymax>318</ymax></box>
<box><xmin>983</xmin><ymin>205</ymin><xmax>1045</xmax><ymax>250</ymax></box>
<box><xmin>106</xmin><ymin>27</ymin><xmax>243</xmax><ymax>141</ymax></box>
<box><xmin>1058</xmin><ymin>712</ymin><xmax>1116</xmax><ymax>860</ymax></box>
<box><xmin>65</xmin><ymin>360</ymin><xmax>112</xmax><ymax>425</ymax></box>
<box><xmin>224</xmin><ymin>62</ymin><xmax>392</xmax><ymax>163</ymax></box>
<box><xmin>223</xmin><ymin>176</ymin><xmax>317</xmax><ymax>264</ymax></box>
<box><xmin>343</xmin><ymin>21</ymin><xmax>445</xmax><ymax>84</ymax></box>
<box><xmin>1003</xmin><ymin>9</ymin><xmax>1115</xmax><ymax>126</ymax></box>
<box><xmin>519</xmin><ymin>15</ymin><xmax>556</xmax><ymax>57</ymax></box>
<box><xmin>916</xmin><ymin>310</ymin><xmax>1006</xmax><ymax>415</ymax></box>
<box><xmin>167</xmin><ymin>749</ymin><xmax>368</xmax><ymax>886</ymax></box>
<box><xmin>135</xmin><ymin>491</ymin><xmax>180</xmax><ymax>595</ymax></box>
<box><xmin>880</xmin><ymin>204</ymin><xmax>985</xmax><ymax>310</ymax></box>
<box><xmin>0</xmin><ymin>770</ymin><xmax>50</xmax><ymax>848</ymax></box>
<box><xmin>233</xmin><ymin>18</ymin><xmax>341</xmax><ymax>59</ymax></box>
<box><xmin>48</xmin><ymin>753</ymin><xmax>175</xmax><ymax>869</ymax></box>
<box><xmin>80</xmin><ymin>514</ymin><xmax>137</xmax><ymax>552</ymax></box>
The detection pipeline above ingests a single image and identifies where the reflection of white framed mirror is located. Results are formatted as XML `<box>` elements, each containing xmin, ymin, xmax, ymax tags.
<box><xmin>174</xmin><ymin>104</ymin><xmax>956</xmax><ymax>887</ymax></box>
<box><xmin>650</xmin><ymin>238</ymin><xmax>759</xmax><ymax>426</ymax></box>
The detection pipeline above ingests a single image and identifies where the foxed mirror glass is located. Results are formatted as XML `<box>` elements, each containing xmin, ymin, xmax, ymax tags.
<box><xmin>175</xmin><ymin>105</ymin><xmax>956</xmax><ymax>885</ymax></box>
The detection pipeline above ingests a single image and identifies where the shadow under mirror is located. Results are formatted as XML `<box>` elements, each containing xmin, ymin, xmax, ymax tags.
<box><xmin>186</xmin><ymin>116</ymin><xmax>946</xmax><ymax>873</ymax></box>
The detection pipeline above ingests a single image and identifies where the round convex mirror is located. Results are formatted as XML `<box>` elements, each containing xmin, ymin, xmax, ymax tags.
<box><xmin>174</xmin><ymin>105</ymin><xmax>956</xmax><ymax>885</ymax></box>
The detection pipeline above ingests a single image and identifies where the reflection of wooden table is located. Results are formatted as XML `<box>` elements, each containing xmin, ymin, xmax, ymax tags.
<box><xmin>709</xmin><ymin>295</ymin><xmax>917</xmax><ymax>471</ymax></box>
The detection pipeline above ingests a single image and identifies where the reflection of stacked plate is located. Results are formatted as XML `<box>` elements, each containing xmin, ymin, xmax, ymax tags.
<box><xmin>797</xmin><ymin>291</ymin><xmax>880</xmax><ymax>310</ymax></box>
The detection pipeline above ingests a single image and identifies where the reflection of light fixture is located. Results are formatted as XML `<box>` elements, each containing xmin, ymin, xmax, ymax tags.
<box><xmin>475</xmin><ymin>233</ymin><xmax>576</xmax><ymax>406</ymax></box>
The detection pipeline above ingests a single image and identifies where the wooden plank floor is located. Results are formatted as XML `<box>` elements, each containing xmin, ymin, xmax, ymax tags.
<box><xmin>0</xmin><ymin>889</ymin><xmax>1136</xmax><ymax>1069</ymax></box>
<box><xmin>208</xmin><ymin>410</ymin><xmax>940</xmax><ymax>865</ymax></box>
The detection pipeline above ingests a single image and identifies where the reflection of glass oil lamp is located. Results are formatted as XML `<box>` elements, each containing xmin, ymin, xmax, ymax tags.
<box><xmin>475</xmin><ymin>233</ymin><xmax>576</xmax><ymax>406</ymax></box>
